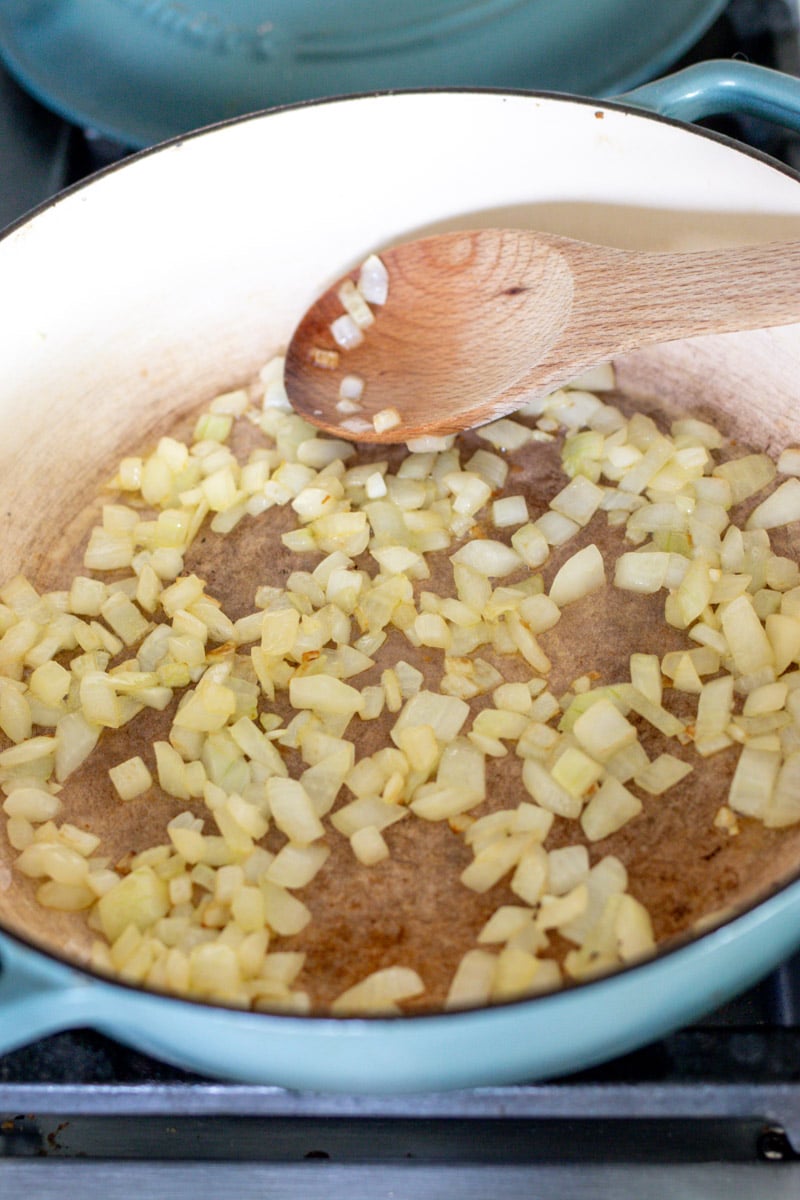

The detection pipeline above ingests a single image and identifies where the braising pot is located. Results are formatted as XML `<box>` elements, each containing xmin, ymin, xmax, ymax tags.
<box><xmin>1</xmin><ymin>61</ymin><xmax>800</xmax><ymax>1091</ymax></box>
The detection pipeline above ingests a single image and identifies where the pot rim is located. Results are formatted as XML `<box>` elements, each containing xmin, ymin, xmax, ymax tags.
<box><xmin>4</xmin><ymin>83</ymin><xmax>800</xmax><ymax>245</ymax></box>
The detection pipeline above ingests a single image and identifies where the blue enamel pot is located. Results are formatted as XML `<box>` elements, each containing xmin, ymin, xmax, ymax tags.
<box><xmin>2</xmin><ymin>61</ymin><xmax>800</xmax><ymax>1090</ymax></box>
<box><xmin>0</xmin><ymin>0</ymin><xmax>729</xmax><ymax>147</ymax></box>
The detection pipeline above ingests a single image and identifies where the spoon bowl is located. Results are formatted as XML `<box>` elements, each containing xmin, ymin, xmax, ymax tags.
<box><xmin>284</xmin><ymin>228</ymin><xmax>800</xmax><ymax>443</ymax></box>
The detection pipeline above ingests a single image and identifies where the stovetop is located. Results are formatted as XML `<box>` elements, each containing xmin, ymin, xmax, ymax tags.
<box><xmin>3</xmin><ymin>3</ymin><xmax>800</xmax><ymax>1195</ymax></box>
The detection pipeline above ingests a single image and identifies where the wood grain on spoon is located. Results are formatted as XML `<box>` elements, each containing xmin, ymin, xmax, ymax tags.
<box><xmin>284</xmin><ymin>228</ymin><xmax>800</xmax><ymax>443</ymax></box>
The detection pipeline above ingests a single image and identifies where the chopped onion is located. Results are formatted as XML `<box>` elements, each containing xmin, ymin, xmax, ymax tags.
<box><xmin>9</xmin><ymin>338</ymin><xmax>800</xmax><ymax>1020</ymax></box>
<box><xmin>444</xmin><ymin>949</ymin><xmax>496</xmax><ymax>1010</ymax></box>
<box><xmin>580</xmin><ymin>777</ymin><xmax>642</xmax><ymax>841</ymax></box>
<box><xmin>728</xmin><ymin>746</ymin><xmax>780</xmax><ymax>818</ymax></box>
<box><xmin>451</xmin><ymin>540</ymin><xmax>523</xmax><ymax>578</ymax></box>
<box><xmin>746</xmin><ymin>478</ymin><xmax>800</xmax><ymax>530</ymax></box>
<box><xmin>372</xmin><ymin>408</ymin><xmax>401</xmax><ymax>434</ymax></box>
<box><xmin>329</xmin><ymin>314</ymin><xmax>364</xmax><ymax>350</ymax></box>
<box><xmin>357</xmin><ymin>254</ymin><xmax>389</xmax><ymax>306</ymax></box>
<box><xmin>549</xmin><ymin>544</ymin><xmax>605</xmax><ymax>608</ymax></box>
<box><xmin>572</xmin><ymin>698</ymin><xmax>637</xmax><ymax>763</ymax></box>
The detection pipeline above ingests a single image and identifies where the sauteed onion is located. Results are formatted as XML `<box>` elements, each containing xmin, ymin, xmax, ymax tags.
<box><xmin>1</xmin><ymin>347</ymin><xmax>800</xmax><ymax>1014</ymax></box>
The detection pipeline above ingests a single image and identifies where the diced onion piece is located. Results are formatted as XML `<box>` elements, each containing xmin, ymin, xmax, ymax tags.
<box><xmin>2</xmin><ymin>787</ymin><xmax>61</xmax><ymax>823</ymax></box>
<box><xmin>551</xmin><ymin>747</ymin><xmax>603</xmax><ymax>798</ymax></box>
<box><xmin>675</xmin><ymin>558</ymin><xmax>713</xmax><ymax>626</ymax></box>
<box><xmin>569</xmin><ymin>363</ymin><xmax>615</xmax><ymax>392</ymax></box>
<box><xmin>100</xmin><ymin>593</ymin><xmax>149</xmax><ymax>646</ymax></box>
<box><xmin>330</xmin><ymin>314</ymin><xmax>364</xmax><ymax>350</ymax></box>
<box><xmin>309</xmin><ymin>345</ymin><xmax>340</xmax><ymax>367</ymax></box>
<box><xmin>580</xmin><ymin>777</ymin><xmax>642</xmax><ymax>841</ymax></box>
<box><xmin>494</xmin><ymin>498</ymin><xmax>530</xmax><ymax>530</ymax></box>
<box><xmin>266</xmin><ymin>778</ymin><xmax>325</xmax><ymax>845</ymax></box>
<box><xmin>778</xmin><ymin>447</ymin><xmax>800</xmax><ymax>476</ymax></box>
<box><xmin>560</xmin><ymin>855</ymin><xmax>628</xmax><ymax>946</ymax></box>
<box><xmin>535</xmin><ymin>885</ymin><xmax>589</xmax><ymax>931</ymax></box>
<box><xmin>405</xmin><ymin>435</ymin><xmax>456</xmax><ymax>454</ymax></box>
<box><xmin>550</xmin><ymin>476</ymin><xmax>605</xmax><ymax>526</ymax></box>
<box><xmin>713</xmin><ymin>453</ymin><xmax>776</xmax><ymax>504</ymax></box>
<box><xmin>358</xmin><ymin>254</ymin><xmax>389</xmax><ymax>305</ymax></box>
<box><xmin>372</xmin><ymin>546</ymin><xmax>423</xmax><ymax>575</ymax></box>
<box><xmin>97</xmin><ymin>867</ymin><xmax>169</xmax><ymax>942</ymax></box>
<box><xmin>36</xmin><ymin>880</ymin><xmax>95</xmax><ymax>911</ymax></box>
<box><xmin>332</xmin><ymin>966</ymin><xmax>424</xmax><ymax>1015</ymax></box>
<box><xmin>572</xmin><ymin>698</ymin><xmax>637</xmax><ymax>763</ymax></box>
<box><xmin>714</xmin><ymin>806</ymin><xmax>740</xmax><ymax>835</ymax></box>
<box><xmin>490</xmin><ymin>947</ymin><xmax>545</xmax><ymax>1001</ymax></box>
<box><xmin>618</xmin><ymin>435</ymin><xmax>674</xmax><ymax>495</ymax></box>
<box><xmin>510</xmin><ymin>523</ymin><xmax>550</xmax><ymax>569</ymax></box>
<box><xmin>743</xmin><ymin>681</ymin><xmax>788</xmax><ymax>716</ymax></box>
<box><xmin>614</xmin><ymin>551</ymin><xmax>670</xmax><ymax>594</ymax></box>
<box><xmin>391</xmin><ymin>691</ymin><xmax>469</xmax><ymax>746</ymax></box>
<box><xmin>461</xmin><ymin>832</ymin><xmax>534</xmax><ymax>893</ymax></box>
<box><xmin>765</xmin><ymin>752</ymin><xmax>800</xmax><ymax>827</ymax></box>
<box><xmin>515</xmin><ymin>594</ymin><xmax>559</xmax><ymax>635</ymax></box>
<box><xmin>549</xmin><ymin>544</ymin><xmax>605</xmax><ymax>608</ymax></box>
<box><xmin>545</xmin><ymin>389</ymin><xmax>603</xmax><ymax>429</ymax></box>
<box><xmin>611</xmin><ymin>684</ymin><xmax>685</xmax><ymax>740</ymax></box>
<box><xmin>477</xmin><ymin>419</ymin><xmax>532</xmax><ymax>452</ymax></box>
<box><xmin>261</xmin><ymin>880</ymin><xmax>312</xmax><ymax>936</ymax></box>
<box><xmin>55</xmin><ymin>713</ymin><xmax>100</xmax><ymax>782</ymax></box>
<box><xmin>445</xmin><ymin>471</ymin><xmax>493</xmax><ymax>516</ymax></box>
<box><xmin>473</xmin><ymin>709</ymin><xmax>528</xmax><ymax>741</ymax></box>
<box><xmin>109</xmin><ymin>756</ymin><xmax>153</xmax><ymax>801</ymax></box>
<box><xmin>534</xmin><ymin>510</ymin><xmax>580</xmax><ymax>547</ymax></box>
<box><xmin>451</xmin><ymin>539</ymin><xmax>523</xmax><ymax>578</ymax></box>
<box><xmin>615</xmin><ymin>894</ymin><xmax>655</xmax><ymax>962</ymax></box>
<box><xmin>521</xmin><ymin>758</ymin><xmax>582</xmax><ymax>819</ymax></box>
<box><xmin>728</xmin><ymin>746</ymin><xmax>780</xmax><ymax>819</ymax></box>
<box><xmin>289</xmin><ymin>674</ymin><xmax>363</xmax><ymax>716</ymax></box>
<box><xmin>746</xmin><ymin>478</ymin><xmax>800</xmax><ymax>530</ymax></box>
<box><xmin>493</xmin><ymin>682</ymin><xmax>533</xmax><ymax>714</ymax></box>
<box><xmin>445</xmin><ymin>949</ymin><xmax>497</xmax><ymax>1010</ymax></box>
<box><xmin>372</xmin><ymin>408</ymin><xmax>401</xmax><ymax>434</ymax></box>
<box><xmin>336</xmin><ymin>397</ymin><xmax>363</xmax><ymax>416</ymax></box>
<box><xmin>720</xmin><ymin>594</ymin><xmax>775</xmax><ymax>677</ymax></box>
<box><xmin>694</xmin><ymin>675</ymin><xmax>734</xmax><ymax>757</ymax></box>
<box><xmin>350</xmin><ymin>825</ymin><xmax>390</xmax><ymax>865</ymax></box>
<box><xmin>338</xmin><ymin>280</ymin><xmax>374</xmax><ymax>329</ymax></box>
<box><xmin>633</xmin><ymin>754</ymin><xmax>692</xmax><ymax>795</ymax></box>
<box><xmin>507</xmin><ymin>845</ymin><xmax>548</xmax><ymax>907</ymax></box>
<box><xmin>266</xmin><ymin>842</ymin><xmax>330</xmax><ymax>888</ymax></box>
<box><xmin>629</xmin><ymin>653</ymin><xmax>662</xmax><ymax>706</ymax></box>
<box><xmin>547</xmin><ymin>845</ymin><xmax>589</xmax><ymax>895</ymax></box>
<box><xmin>396</xmin><ymin>724</ymin><xmax>439</xmax><ymax>774</ymax></box>
<box><xmin>604</xmin><ymin>739</ymin><xmax>649</xmax><ymax>783</ymax></box>
<box><xmin>300</xmin><ymin>748</ymin><xmax>352</xmax><ymax>816</ymax></box>
<box><xmin>331</xmin><ymin>796</ymin><xmax>408</xmax><ymax>838</ymax></box>
<box><xmin>478</xmin><ymin>905</ymin><xmax>535</xmax><ymax>945</ymax></box>
<box><xmin>365</xmin><ymin>471</ymin><xmax>387</xmax><ymax>499</ymax></box>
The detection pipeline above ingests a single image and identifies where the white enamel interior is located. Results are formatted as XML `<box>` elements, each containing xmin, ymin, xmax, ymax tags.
<box><xmin>3</xmin><ymin>93</ymin><xmax>800</xmax><ymax>580</ymax></box>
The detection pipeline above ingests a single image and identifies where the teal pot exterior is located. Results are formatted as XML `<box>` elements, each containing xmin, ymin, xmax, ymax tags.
<box><xmin>2</xmin><ymin>62</ymin><xmax>800</xmax><ymax>1089</ymax></box>
<box><xmin>1</xmin><ymin>878</ymin><xmax>800</xmax><ymax>1090</ymax></box>
<box><xmin>0</xmin><ymin>0</ymin><xmax>728</xmax><ymax>146</ymax></box>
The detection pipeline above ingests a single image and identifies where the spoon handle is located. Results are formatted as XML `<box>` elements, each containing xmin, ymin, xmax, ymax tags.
<box><xmin>567</xmin><ymin>239</ymin><xmax>800</xmax><ymax>358</ymax></box>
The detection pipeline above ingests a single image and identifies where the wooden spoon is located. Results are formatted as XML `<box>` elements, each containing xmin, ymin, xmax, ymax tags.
<box><xmin>284</xmin><ymin>228</ymin><xmax>800</xmax><ymax>443</ymax></box>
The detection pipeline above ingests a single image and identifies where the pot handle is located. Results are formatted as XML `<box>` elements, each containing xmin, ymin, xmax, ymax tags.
<box><xmin>618</xmin><ymin>58</ymin><xmax>800</xmax><ymax>134</ymax></box>
<box><xmin>0</xmin><ymin>933</ymin><xmax>103</xmax><ymax>1055</ymax></box>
